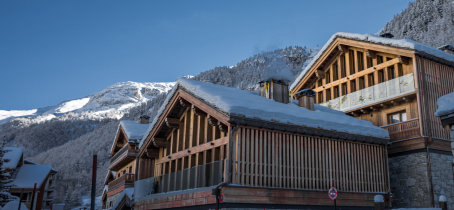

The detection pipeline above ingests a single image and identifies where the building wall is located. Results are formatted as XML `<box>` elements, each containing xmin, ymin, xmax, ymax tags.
<box><xmin>389</xmin><ymin>151</ymin><xmax>454</xmax><ymax>209</ymax></box>
<box><xmin>106</xmin><ymin>192</ymin><xmax>122</xmax><ymax>209</ymax></box>
<box><xmin>115</xmin><ymin>160</ymin><xmax>136</xmax><ymax>178</ymax></box>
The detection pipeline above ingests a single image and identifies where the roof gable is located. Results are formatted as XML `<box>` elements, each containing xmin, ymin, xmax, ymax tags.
<box><xmin>2</xmin><ymin>147</ymin><xmax>24</xmax><ymax>170</ymax></box>
<box><xmin>10</xmin><ymin>164</ymin><xmax>52</xmax><ymax>189</ymax></box>
<box><xmin>290</xmin><ymin>32</ymin><xmax>454</xmax><ymax>91</ymax></box>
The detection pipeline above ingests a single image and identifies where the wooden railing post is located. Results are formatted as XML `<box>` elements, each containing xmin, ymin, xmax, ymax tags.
<box><xmin>439</xmin><ymin>195</ymin><xmax>447</xmax><ymax>210</ymax></box>
<box><xmin>374</xmin><ymin>195</ymin><xmax>384</xmax><ymax>210</ymax></box>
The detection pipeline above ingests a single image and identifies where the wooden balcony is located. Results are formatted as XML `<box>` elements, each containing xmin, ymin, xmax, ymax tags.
<box><xmin>108</xmin><ymin>173</ymin><xmax>135</xmax><ymax>192</ymax></box>
<box><xmin>381</xmin><ymin>118</ymin><xmax>420</xmax><ymax>142</ymax></box>
<box><xmin>110</xmin><ymin>145</ymin><xmax>137</xmax><ymax>171</ymax></box>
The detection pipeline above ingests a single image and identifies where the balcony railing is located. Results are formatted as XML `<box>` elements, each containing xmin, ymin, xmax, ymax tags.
<box><xmin>135</xmin><ymin>159</ymin><xmax>225</xmax><ymax>200</ymax></box>
<box><xmin>110</xmin><ymin>145</ymin><xmax>137</xmax><ymax>165</ymax></box>
<box><xmin>381</xmin><ymin>118</ymin><xmax>420</xmax><ymax>142</ymax></box>
<box><xmin>320</xmin><ymin>73</ymin><xmax>415</xmax><ymax>112</ymax></box>
<box><xmin>108</xmin><ymin>173</ymin><xmax>135</xmax><ymax>191</ymax></box>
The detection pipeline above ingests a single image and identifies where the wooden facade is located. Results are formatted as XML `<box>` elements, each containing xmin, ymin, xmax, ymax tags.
<box><xmin>135</xmin><ymin>87</ymin><xmax>389</xmax><ymax>209</ymax></box>
<box><xmin>291</xmin><ymin>37</ymin><xmax>454</xmax><ymax>155</ymax></box>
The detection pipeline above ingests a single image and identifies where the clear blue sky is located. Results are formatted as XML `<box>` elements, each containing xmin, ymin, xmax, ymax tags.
<box><xmin>0</xmin><ymin>0</ymin><xmax>413</xmax><ymax>110</ymax></box>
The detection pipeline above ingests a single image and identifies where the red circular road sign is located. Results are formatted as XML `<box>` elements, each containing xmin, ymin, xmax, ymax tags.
<box><xmin>219</xmin><ymin>195</ymin><xmax>224</xmax><ymax>203</ymax></box>
<box><xmin>328</xmin><ymin>187</ymin><xmax>337</xmax><ymax>200</ymax></box>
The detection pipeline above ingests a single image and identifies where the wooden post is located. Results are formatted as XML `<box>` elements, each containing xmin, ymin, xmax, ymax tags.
<box><xmin>439</xmin><ymin>195</ymin><xmax>447</xmax><ymax>210</ymax></box>
<box><xmin>374</xmin><ymin>195</ymin><xmax>385</xmax><ymax>210</ymax></box>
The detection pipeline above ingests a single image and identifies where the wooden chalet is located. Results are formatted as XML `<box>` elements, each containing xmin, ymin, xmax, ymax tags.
<box><xmin>290</xmin><ymin>32</ymin><xmax>454</xmax><ymax>208</ymax></box>
<box><xmin>5</xmin><ymin>147</ymin><xmax>58</xmax><ymax>210</ymax></box>
<box><xmin>134</xmin><ymin>78</ymin><xmax>390</xmax><ymax>210</ymax></box>
<box><xmin>105</xmin><ymin>118</ymin><xmax>150</xmax><ymax>210</ymax></box>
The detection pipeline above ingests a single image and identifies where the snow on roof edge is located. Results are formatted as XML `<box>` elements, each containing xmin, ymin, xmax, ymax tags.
<box><xmin>435</xmin><ymin>91</ymin><xmax>454</xmax><ymax>117</ymax></box>
<box><xmin>290</xmin><ymin>32</ymin><xmax>454</xmax><ymax>90</ymax></box>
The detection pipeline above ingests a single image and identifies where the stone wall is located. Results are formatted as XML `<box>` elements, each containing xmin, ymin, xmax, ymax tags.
<box><xmin>389</xmin><ymin>151</ymin><xmax>454</xmax><ymax>210</ymax></box>
<box><xmin>106</xmin><ymin>192</ymin><xmax>122</xmax><ymax>209</ymax></box>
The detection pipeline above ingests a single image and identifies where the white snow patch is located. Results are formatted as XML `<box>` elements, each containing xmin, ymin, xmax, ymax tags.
<box><xmin>2</xmin><ymin>147</ymin><xmax>24</xmax><ymax>170</ymax></box>
<box><xmin>439</xmin><ymin>195</ymin><xmax>447</xmax><ymax>202</ymax></box>
<box><xmin>374</xmin><ymin>195</ymin><xmax>384</xmax><ymax>203</ymax></box>
<box><xmin>140</xmin><ymin>78</ymin><xmax>389</xmax><ymax>148</ymax></box>
<box><xmin>10</xmin><ymin>164</ymin><xmax>52</xmax><ymax>188</ymax></box>
<box><xmin>3</xmin><ymin>201</ymin><xmax>29</xmax><ymax>210</ymax></box>
<box><xmin>435</xmin><ymin>91</ymin><xmax>454</xmax><ymax>116</ymax></box>
<box><xmin>290</xmin><ymin>32</ymin><xmax>454</xmax><ymax>90</ymax></box>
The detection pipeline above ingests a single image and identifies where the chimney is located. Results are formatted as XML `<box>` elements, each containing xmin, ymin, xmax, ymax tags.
<box><xmin>379</xmin><ymin>32</ymin><xmax>394</xmax><ymax>38</ymax></box>
<box><xmin>438</xmin><ymin>44</ymin><xmax>454</xmax><ymax>55</ymax></box>
<box><xmin>139</xmin><ymin>115</ymin><xmax>150</xmax><ymax>124</ymax></box>
<box><xmin>259</xmin><ymin>78</ymin><xmax>289</xmax><ymax>104</ymax></box>
<box><xmin>296</xmin><ymin>89</ymin><xmax>316</xmax><ymax>111</ymax></box>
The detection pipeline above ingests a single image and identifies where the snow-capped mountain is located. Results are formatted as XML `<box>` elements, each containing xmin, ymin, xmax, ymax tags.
<box><xmin>0</xmin><ymin>81</ymin><xmax>175</xmax><ymax>125</ymax></box>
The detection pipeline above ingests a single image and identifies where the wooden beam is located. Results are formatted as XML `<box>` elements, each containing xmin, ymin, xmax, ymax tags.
<box><xmin>398</xmin><ymin>55</ymin><xmax>409</xmax><ymax>65</ymax></box>
<box><xmin>351</xmin><ymin>112</ymin><xmax>360</xmax><ymax>117</ymax></box>
<box><xmin>207</xmin><ymin>114</ymin><xmax>218</xmax><ymax>126</ymax></box>
<box><xmin>370</xmin><ymin>106</ymin><xmax>379</xmax><ymax>111</ymax></box>
<box><xmin>313</xmin><ymin>57</ymin><xmax>401</xmax><ymax>92</ymax></box>
<box><xmin>191</xmin><ymin>104</ymin><xmax>207</xmax><ymax>117</ymax></box>
<box><xmin>146</xmin><ymin>149</ymin><xmax>159</xmax><ymax>159</ymax></box>
<box><xmin>365</xmin><ymin>49</ymin><xmax>376</xmax><ymax>59</ymax></box>
<box><xmin>156</xmin><ymin>136</ymin><xmax>228</xmax><ymax>164</ymax></box>
<box><xmin>316</xmin><ymin>69</ymin><xmax>325</xmax><ymax>79</ymax></box>
<box><xmin>360</xmin><ymin>109</ymin><xmax>370</xmax><ymax>114</ymax></box>
<box><xmin>380</xmin><ymin>104</ymin><xmax>389</xmax><ymax>109</ymax></box>
<box><xmin>338</xmin><ymin>44</ymin><xmax>349</xmax><ymax>53</ymax></box>
<box><xmin>152</xmin><ymin>138</ymin><xmax>167</xmax><ymax>148</ymax></box>
<box><xmin>390</xmin><ymin>100</ymin><xmax>399</xmax><ymax>106</ymax></box>
<box><xmin>165</xmin><ymin>118</ymin><xmax>179</xmax><ymax>129</ymax></box>
<box><xmin>217</xmin><ymin>121</ymin><xmax>228</xmax><ymax>133</ymax></box>
<box><xmin>179</xmin><ymin>98</ymin><xmax>191</xmax><ymax>107</ymax></box>
<box><xmin>322</xmin><ymin>50</ymin><xmax>342</xmax><ymax>72</ymax></box>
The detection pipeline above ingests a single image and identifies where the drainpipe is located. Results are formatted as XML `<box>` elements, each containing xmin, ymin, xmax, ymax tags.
<box><xmin>213</xmin><ymin>123</ymin><xmax>239</xmax><ymax>209</ymax></box>
<box><xmin>419</xmin><ymin>55</ymin><xmax>435</xmax><ymax>207</ymax></box>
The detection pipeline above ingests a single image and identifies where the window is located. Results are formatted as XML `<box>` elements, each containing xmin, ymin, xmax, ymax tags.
<box><xmin>349</xmin><ymin>50</ymin><xmax>356</xmax><ymax>74</ymax></box>
<box><xmin>318</xmin><ymin>80</ymin><xmax>322</xmax><ymax>87</ymax></box>
<box><xmin>341</xmin><ymin>55</ymin><xmax>347</xmax><ymax>77</ymax></box>
<box><xmin>351</xmin><ymin>80</ymin><xmax>356</xmax><ymax>92</ymax></box>
<box><xmin>388</xmin><ymin>111</ymin><xmax>407</xmax><ymax>124</ymax></box>
<box><xmin>333</xmin><ymin>64</ymin><xmax>338</xmax><ymax>81</ymax></box>
<box><xmin>377</xmin><ymin>55</ymin><xmax>383</xmax><ymax>64</ymax></box>
<box><xmin>326</xmin><ymin>71</ymin><xmax>331</xmax><ymax>83</ymax></box>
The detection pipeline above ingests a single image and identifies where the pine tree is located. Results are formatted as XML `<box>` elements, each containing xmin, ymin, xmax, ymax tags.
<box><xmin>0</xmin><ymin>137</ymin><xmax>17</xmax><ymax>207</ymax></box>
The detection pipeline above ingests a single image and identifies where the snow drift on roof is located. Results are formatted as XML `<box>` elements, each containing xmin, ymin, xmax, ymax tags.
<box><xmin>435</xmin><ymin>91</ymin><xmax>454</xmax><ymax>117</ymax></box>
<box><xmin>290</xmin><ymin>32</ymin><xmax>454</xmax><ymax>90</ymax></box>
<box><xmin>121</xmin><ymin>121</ymin><xmax>150</xmax><ymax>140</ymax></box>
<box><xmin>140</xmin><ymin>78</ymin><xmax>389</xmax><ymax>148</ymax></box>
<box><xmin>2</xmin><ymin>201</ymin><xmax>29</xmax><ymax>210</ymax></box>
<box><xmin>10</xmin><ymin>164</ymin><xmax>52</xmax><ymax>189</ymax></box>
<box><xmin>2</xmin><ymin>147</ymin><xmax>23</xmax><ymax>170</ymax></box>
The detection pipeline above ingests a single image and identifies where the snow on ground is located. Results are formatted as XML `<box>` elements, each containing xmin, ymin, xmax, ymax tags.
<box><xmin>2</xmin><ymin>147</ymin><xmax>24</xmax><ymax>170</ymax></box>
<box><xmin>2</xmin><ymin>201</ymin><xmax>29</xmax><ymax>210</ymax></box>
<box><xmin>290</xmin><ymin>32</ymin><xmax>454</xmax><ymax>90</ymax></box>
<box><xmin>435</xmin><ymin>91</ymin><xmax>454</xmax><ymax>117</ymax></box>
<box><xmin>0</xmin><ymin>82</ymin><xmax>175</xmax><ymax>125</ymax></box>
<box><xmin>140</xmin><ymin>78</ymin><xmax>389</xmax><ymax>148</ymax></box>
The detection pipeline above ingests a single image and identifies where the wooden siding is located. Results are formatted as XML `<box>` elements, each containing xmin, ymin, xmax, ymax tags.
<box><xmin>415</xmin><ymin>57</ymin><xmax>454</xmax><ymax>140</ymax></box>
<box><xmin>232</xmin><ymin>127</ymin><xmax>388</xmax><ymax>193</ymax></box>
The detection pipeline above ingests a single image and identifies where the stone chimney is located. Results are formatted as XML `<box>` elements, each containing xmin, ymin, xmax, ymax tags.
<box><xmin>296</xmin><ymin>89</ymin><xmax>316</xmax><ymax>111</ymax></box>
<box><xmin>259</xmin><ymin>78</ymin><xmax>289</xmax><ymax>104</ymax></box>
<box><xmin>139</xmin><ymin>115</ymin><xmax>150</xmax><ymax>124</ymax></box>
<box><xmin>379</xmin><ymin>32</ymin><xmax>394</xmax><ymax>38</ymax></box>
<box><xmin>438</xmin><ymin>44</ymin><xmax>454</xmax><ymax>55</ymax></box>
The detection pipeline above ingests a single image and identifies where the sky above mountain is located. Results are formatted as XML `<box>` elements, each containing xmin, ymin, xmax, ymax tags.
<box><xmin>0</xmin><ymin>0</ymin><xmax>414</xmax><ymax>110</ymax></box>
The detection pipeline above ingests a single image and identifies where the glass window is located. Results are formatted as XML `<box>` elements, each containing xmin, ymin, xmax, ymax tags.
<box><xmin>388</xmin><ymin>111</ymin><xmax>407</xmax><ymax>124</ymax></box>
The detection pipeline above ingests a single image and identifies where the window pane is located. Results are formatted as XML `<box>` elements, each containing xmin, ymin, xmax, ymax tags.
<box><xmin>391</xmin><ymin>114</ymin><xmax>400</xmax><ymax>124</ymax></box>
<box><xmin>401</xmin><ymin>112</ymin><xmax>407</xmax><ymax>121</ymax></box>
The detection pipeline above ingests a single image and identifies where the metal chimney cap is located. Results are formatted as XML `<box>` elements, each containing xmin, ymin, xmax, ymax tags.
<box><xmin>139</xmin><ymin>115</ymin><xmax>150</xmax><ymax>119</ymax></box>
<box><xmin>296</xmin><ymin>89</ymin><xmax>317</xmax><ymax>97</ymax></box>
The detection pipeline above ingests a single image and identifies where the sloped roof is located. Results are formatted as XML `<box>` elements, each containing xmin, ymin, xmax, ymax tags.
<box><xmin>120</xmin><ymin>121</ymin><xmax>149</xmax><ymax>140</ymax></box>
<box><xmin>139</xmin><ymin>78</ymin><xmax>389</xmax><ymax>148</ymax></box>
<box><xmin>290</xmin><ymin>32</ymin><xmax>454</xmax><ymax>90</ymax></box>
<box><xmin>2</xmin><ymin>147</ymin><xmax>23</xmax><ymax>170</ymax></box>
<box><xmin>10</xmin><ymin>164</ymin><xmax>52</xmax><ymax>189</ymax></box>
<box><xmin>435</xmin><ymin>91</ymin><xmax>454</xmax><ymax>117</ymax></box>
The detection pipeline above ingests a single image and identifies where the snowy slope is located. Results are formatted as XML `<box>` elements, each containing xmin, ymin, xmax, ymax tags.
<box><xmin>0</xmin><ymin>81</ymin><xmax>175</xmax><ymax>125</ymax></box>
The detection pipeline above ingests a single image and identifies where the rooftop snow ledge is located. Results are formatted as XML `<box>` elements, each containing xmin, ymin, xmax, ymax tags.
<box><xmin>435</xmin><ymin>91</ymin><xmax>454</xmax><ymax>117</ymax></box>
<box><xmin>290</xmin><ymin>32</ymin><xmax>454</xmax><ymax>90</ymax></box>
<box><xmin>140</xmin><ymin>78</ymin><xmax>389</xmax><ymax>149</ymax></box>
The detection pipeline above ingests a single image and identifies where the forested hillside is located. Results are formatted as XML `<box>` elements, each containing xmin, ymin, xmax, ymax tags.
<box><xmin>381</xmin><ymin>0</ymin><xmax>454</xmax><ymax>47</ymax></box>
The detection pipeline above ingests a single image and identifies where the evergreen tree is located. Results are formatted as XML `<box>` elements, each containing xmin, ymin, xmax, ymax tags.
<box><xmin>0</xmin><ymin>137</ymin><xmax>17</xmax><ymax>207</ymax></box>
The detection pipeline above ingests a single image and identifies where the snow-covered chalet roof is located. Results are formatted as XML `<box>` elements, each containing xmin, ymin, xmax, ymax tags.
<box><xmin>435</xmin><ymin>91</ymin><xmax>454</xmax><ymax>117</ymax></box>
<box><xmin>10</xmin><ymin>164</ymin><xmax>52</xmax><ymax>189</ymax></box>
<box><xmin>290</xmin><ymin>32</ymin><xmax>454</xmax><ymax>90</ymax></box>
<box><xmin>139</xmin><ymin>78</ymin><xmax>389</xmax><ymax>149</ymax></box>
<box><xmin>2</xmin><ymin>147</ymin><xmax>23</xmax><ymax>170</ymax></box>
<box><xmin>110</xmin><ymin>120</ymin><xmax>149</xmax><ymax>154</ymax></box>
